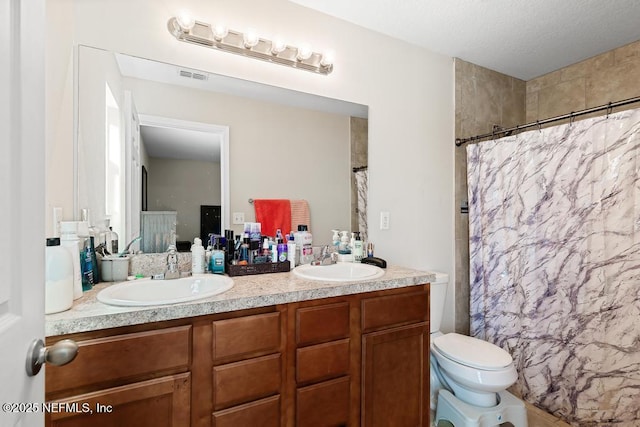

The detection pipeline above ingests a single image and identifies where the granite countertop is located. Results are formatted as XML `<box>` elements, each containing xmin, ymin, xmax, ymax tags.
<box><xmin>45</xmin><ymin>265</ymin><xmax>435</xmax><ymax>337</ymax></box>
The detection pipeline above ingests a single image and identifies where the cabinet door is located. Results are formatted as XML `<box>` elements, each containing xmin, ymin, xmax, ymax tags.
<box><xmin>361</xmin><ymin>323</ymin><xmax>428</xmax><ymax>427</ymax></box>
<box><xmin>45</xmin><ymin>373</ymin><xmax>190</xmax><ymax>427</ymax></box>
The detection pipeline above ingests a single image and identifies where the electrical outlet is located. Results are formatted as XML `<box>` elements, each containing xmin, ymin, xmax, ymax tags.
<box><xmin>380</xmin><ymin>211</ymin><xmax>390</xmax><ymax>230</ymax></box>
<box><xmin>232</xmin><ymin>212</ymin><xmax>245</xmax><ymax>225</ymax></box>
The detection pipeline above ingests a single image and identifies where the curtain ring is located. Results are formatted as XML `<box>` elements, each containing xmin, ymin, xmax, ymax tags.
<box><xmin>536</xmin><ymin>120</ymin><xmax>541</xmax><ymax>132</ymax></box>
<box><xmin>569</xmin><ymin>112</ymin><xmax>575</xmax><ymax>126</ymax></box>
<box><xmin>606</xmin><ymin>102</ymin><xmax>613</xmax><ymax>118</ymax></box>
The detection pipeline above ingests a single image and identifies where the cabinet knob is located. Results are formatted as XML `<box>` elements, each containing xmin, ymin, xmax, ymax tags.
<box><xmin>25</xmin><ymin>338</ymin><xmax>79</xmax><ymax>377</ymax></box>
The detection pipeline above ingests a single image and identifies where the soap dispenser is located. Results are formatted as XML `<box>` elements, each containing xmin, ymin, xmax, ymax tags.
<box><xmin>331</xmin><ymin>230</ymin><xmax>340</xmax><ymax>251</ymax></box>
<box><xmin>339</xmin><ymin>231</ymin><xmax>351</xmax><ymax>254</ymax></box>
<box><xmin>210</xmin><ymin>236</ymin><xmax>226</xmax><ymax>274</ymax></box>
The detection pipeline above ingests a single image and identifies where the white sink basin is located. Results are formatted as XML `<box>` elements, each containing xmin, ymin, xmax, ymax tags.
<box><xmin>97</xmin><ymin>275</ymin><xmax>234</xmax><ymax>307</ymax></box>
<box><xmin>293</xmin><ymin>262</ymin><xmax>385</xmax><ymax>282</ymax></box>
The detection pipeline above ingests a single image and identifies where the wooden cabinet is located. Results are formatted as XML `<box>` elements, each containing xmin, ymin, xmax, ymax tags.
<box><xmin>45</xmin><ymin>326</ymin><xmax>192</xmax><ymax>427</ymax></box>
<box><xmin>46</xmin><ymin>285</ymin><xmax>429</xmax><ymax>426</ymax></box>
<box><xmin>361</xmin><ymin>289</ymin><xmax>430</xmax><ymax>427</ymax></box>
<box><xmin>362</xmin><ymin>324</ymin><xmax>429</xmax><ymax>427</ymax></box>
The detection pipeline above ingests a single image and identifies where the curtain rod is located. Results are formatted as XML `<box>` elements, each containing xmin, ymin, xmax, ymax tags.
<box><xmin>455</xmin><ymin>95</ymin><xmax>640</xmax><ymax>147</ymax></box>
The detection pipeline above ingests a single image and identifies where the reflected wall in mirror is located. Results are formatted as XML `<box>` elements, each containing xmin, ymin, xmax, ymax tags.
<box><xmin>76</xmin><ymin>45</ymin><xmax>368</xmax><ymax>253</ymax></box>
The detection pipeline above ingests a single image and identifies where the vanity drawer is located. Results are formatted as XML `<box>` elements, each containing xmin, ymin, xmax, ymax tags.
<box><xmin>212</xmin><ymin>395</ymin><xmax>280</xmax><ymax>427</ymax></box>
<box><xmin>213</xmin><ymin>354</ymin><xmax>281</xmax><ymax>411</ymax></box>
<box><xmin>296</xmin><ymin>301</ymin><xmax>350</xmax><ymax>346</ymax></box>
<box><xmin>296</xmin><ymin>339</ymin><xmax>350</xmax><ymax>384</ymax></box>
<box><xmin>46</xmin><ymin>326</ymin><xmax>191</xmax><ymax>395</ymax></box>
<box><xmin>296</xmin><ymin>376</ymin><xmax>350</xmax><ymax>427</ymax></box>
<box><xmin>213</xmin><ymin>312</ymin><xmax>281</xmax><ymax>363</ymax></box>
<box><xmin>361</xmin><ymin>290</ymin><xmax>428</xmax><ymax>332</ymax></box>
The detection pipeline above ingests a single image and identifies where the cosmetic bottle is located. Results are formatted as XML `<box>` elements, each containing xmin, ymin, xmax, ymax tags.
<box><xmin>191</xmin><ymin>237</ymin><xmax>205</xmax><ymax>274</ymax></box>
<box><xmin>277</xmin><ymin>238</ymin><xmax>288</xmax><ymax>263</ymax></box>
<box><xmin>60</xmin><ymin>221</ymin><xmax>83</xmax><ymax>299</ymax></box>
<box><xmin>205</xmin><ymin>238</ymin><xmax>213</xmax><ymax>273</ymax></box>
<box><xmin>353</xmin><ymin>232</ymin><xmax>364</xmax><ymax>262</ymax></box>
<box><xmin>271</xmin><ymin>240</ymin><xmax>278</xmax><ymax>263</ymax></box>
<box><xmin>239</xmin><ymin>234</ymin><xmax>250</xmax><ymax>263</ymax></box>
<box><xmin>225</xmin><ymin>230</ymin><xmax>235</xmax><ymax>266</ymax></box>
<box><xmin>287</xmin><ymin>233</ymin><xmax>296</xmax><ymax>270</ymax></box>
<box><xmin>294</xmin><ymin>225</ymin><xmax>313</xmax><ymax>264</ymax></box>
<box><xmin>77</xmin><ymin>221</ymin><xmax>96</xmax><ymax>289</ymax></box>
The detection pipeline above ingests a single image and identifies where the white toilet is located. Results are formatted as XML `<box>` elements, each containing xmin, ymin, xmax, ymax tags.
<box><xmin>430</xmin><ymin>273</ymin><xmax>528</xmax><ymax>427</ymax></box>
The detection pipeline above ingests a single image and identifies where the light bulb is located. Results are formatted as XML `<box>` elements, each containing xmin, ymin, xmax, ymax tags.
<box><xmin>243</xmin><ymin>28</ymin><xmax>259</xmax><ymax>48</ymax></box>
<box><xmin>213</xmin><ymin>23</ymin><xmax>229</xmax><ymax>41</ymax></box>
<box><xmin>296</xmin><ymin>44</ymin><xmax>313</xmax><ymax>61</ymax></box>
<box><xmin>320</xmin><ymin>49</ymin><xmax>335</xmax><ymax>67</ymax></box>
<box><xmin>175</xmin><ymin>11</ymin><xmax>195</xmax><ymax>31</ymax></box>
<box><xmin>270</xmin><ymin>36</ymin><xmax>286</xmax><ymax>55</ymax></box>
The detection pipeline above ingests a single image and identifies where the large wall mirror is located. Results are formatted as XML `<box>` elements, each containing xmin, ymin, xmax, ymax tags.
<box><xmin>76</xmin><ymin>45</ymin><xmax>368</xmax><ymax>254</ymax></box>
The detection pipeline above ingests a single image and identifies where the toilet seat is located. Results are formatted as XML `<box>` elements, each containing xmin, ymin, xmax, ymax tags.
<box><xmin>431</xmin><ymin>333</ymin><xmax>518</xmax><ymax>398</ymax></box>
<box><xmin>432</xmin><ymin>333</ymin><xmax>512</xmax><ymax>370</ymax></box>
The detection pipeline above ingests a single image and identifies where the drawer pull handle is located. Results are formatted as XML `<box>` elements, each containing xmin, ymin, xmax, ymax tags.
<box><xmin>26</xmin><ymin>339</ymin><xmax>79</xmax><ymax>376</ymax></box>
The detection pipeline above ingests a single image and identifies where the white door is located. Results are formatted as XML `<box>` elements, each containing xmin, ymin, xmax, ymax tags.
<box><xmin>0</xmin><ymin>0</ymin><xmax>46</xmax><ymax>425</ymax></box>
<box><xmin>124</xmin><ymin>91</ymin><xmax>141</xmax><ymax>250</ymax></box>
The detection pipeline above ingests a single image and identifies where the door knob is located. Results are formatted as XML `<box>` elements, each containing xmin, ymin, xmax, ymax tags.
<box><xmin>25</xmin><ymin>338</ymin><xmax>79</xmax><ymax>377</ymax></box>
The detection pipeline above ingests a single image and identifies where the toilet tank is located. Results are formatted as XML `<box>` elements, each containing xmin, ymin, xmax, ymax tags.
<box><xmin>429</xmin><ymin>272</ymin><xmax>449</xmax><ymax>334</ymax></box>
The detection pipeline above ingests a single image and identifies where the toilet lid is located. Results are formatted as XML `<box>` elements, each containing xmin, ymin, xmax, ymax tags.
<box><xmin>433</xmin><ymin>333</ymin><xmax>513</xmax><ymax>370</ymax></box>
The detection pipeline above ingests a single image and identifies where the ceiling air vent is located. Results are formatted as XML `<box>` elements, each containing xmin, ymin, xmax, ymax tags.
<box><xmin>178</xmin><ymin>70</ymin><xmax>209</xmax><ymax>81</ymax></box>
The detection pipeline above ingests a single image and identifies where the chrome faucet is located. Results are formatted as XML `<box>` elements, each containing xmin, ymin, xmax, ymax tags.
<box><xmin>119</xmin><ymin>235</ymin><xmax>142</xmax><ymax>257</ymax></box>
<box><xmin>311</xmin><ymin>245</ymin><xmax>337</xmax><ymax>266</ymax></box>
<box><xmin>165</xmin><ymin>245</ymin><xmax>180</xmax><ymax>279</ymax></box>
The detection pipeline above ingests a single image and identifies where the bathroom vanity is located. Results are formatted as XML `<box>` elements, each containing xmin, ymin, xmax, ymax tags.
<box><xmin>44</xmin><ymin>266</ymin><xmax>434</xmax><ymax>426</ymax></box>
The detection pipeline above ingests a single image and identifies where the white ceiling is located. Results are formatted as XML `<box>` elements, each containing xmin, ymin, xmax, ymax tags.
<box><xmin>290</xmin><ymin>0</ymin><xmax>640</xmax><ymax>80</ymax></box>
<box><xmin>140</xmin><ymin>125</ymin><xmax>222</xmax><ymax>162</ymax></box>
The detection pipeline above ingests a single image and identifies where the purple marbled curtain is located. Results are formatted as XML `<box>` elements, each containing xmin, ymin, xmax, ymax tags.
<box><xmin>467</xmin><ymin>108</ymin><xmax>640</xmax><ymax>426</ymax></box>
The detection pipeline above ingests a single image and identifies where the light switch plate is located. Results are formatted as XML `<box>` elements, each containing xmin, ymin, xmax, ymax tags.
<box><xmin>380</xmin><ymin>211</ymin><xmax>390</xmax><ymax>230</ymax></box>
<box><xmin>232</xmin><ymin>212</ymin><xmax>245</xmax><ymax>225</ymax></box>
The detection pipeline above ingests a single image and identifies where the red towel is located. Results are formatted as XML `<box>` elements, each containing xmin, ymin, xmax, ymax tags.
<box><xmin>254</xmin><ymin>199</ymin><xmax>292</xmax><ymax>238</ymax></box>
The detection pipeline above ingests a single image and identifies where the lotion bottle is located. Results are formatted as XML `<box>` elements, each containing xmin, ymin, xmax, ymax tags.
<box><xmin>45</xmin><ymin>237</ymin><xmax>74</xmax><ymax>314</ymax></box>
<box><xmin>191</xmin><ymin>237</ymin><xmax>205</xmax><ymax>274</ymax></box>
<box><xmin>60</xmin><ymin>221</ymin><xmax>83</xmax><ymax>299</ymax></box>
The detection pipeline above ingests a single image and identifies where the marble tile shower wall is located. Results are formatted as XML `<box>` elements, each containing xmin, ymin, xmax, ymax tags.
<box><xmin>454</xmin><ymin>39</ymin><xmax>640</xmax><ymax>334</ymax></box>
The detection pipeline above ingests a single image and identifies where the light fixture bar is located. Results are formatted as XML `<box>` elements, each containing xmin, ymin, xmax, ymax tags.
<box><xmin>167</xmin><ymin>17</ymin><xmax>334</xmax><ymax>75</ymax></box>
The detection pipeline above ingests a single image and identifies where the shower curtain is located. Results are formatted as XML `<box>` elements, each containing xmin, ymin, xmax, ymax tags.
<box><xmin>467</xmin><ymin>108</ymin><xmax>640</xmax><ymax>426</ymax></box>
<box><xmin>355</xmin><ymin>169</ymin><xmax>368</xmax><ymax>243</ymax></box>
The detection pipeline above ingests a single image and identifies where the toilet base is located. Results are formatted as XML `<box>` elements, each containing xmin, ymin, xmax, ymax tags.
<box><xmin>435</xmin><ymin>389</ymin><xmax>528</xmax><ymax>427</ymax></box>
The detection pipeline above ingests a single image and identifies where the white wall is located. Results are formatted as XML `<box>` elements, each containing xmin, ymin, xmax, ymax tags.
<box><xmin>147</xmin><ymin>157</ymin><xmax>221</xmax><ymax>242</ymax></box>
<box><xmin>46</xmin><ymin>0</ymin><xmax>456</xmax><ymax>327</ymax></box>
<box><xmin>77</xmin><ymin>46</ymin><xmax>125</xmax><ymax>228</ymax></box>
<box><xmin>45</xmin><ymin>0</ymin><xmax>75</xmax><ymax>230</ymax></box>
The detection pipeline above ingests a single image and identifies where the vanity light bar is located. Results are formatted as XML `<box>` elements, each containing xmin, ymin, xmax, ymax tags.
<box><xmin>167</xmin><ymin>17</ymin><xmax>334</xmax><ymax>75</ymax></box>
